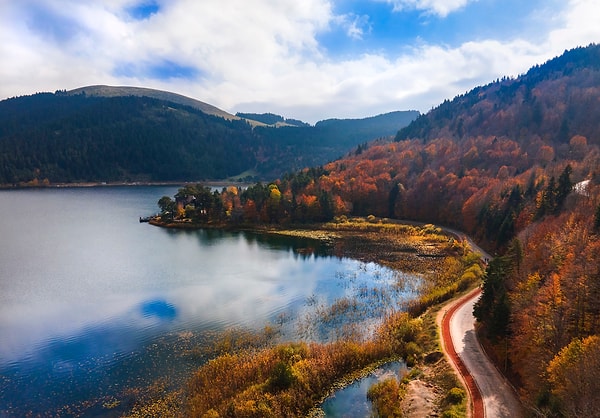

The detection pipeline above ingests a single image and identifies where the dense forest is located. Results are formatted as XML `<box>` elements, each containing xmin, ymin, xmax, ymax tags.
<box><xmin>157</xmin><ymin>44</ymin><xmax>600</xmax><ymax>416</ymax></box>
<box><xmin>0</xmin><ymin>91</ymin><xmax>417</xmax><ymax>185</ymax></box>
<box><xmin>0</xmin><ymin>94</ymin><xmax>258</xmax><ymax>183</ymax></box>
<box><xmin>235</xmin><ymin>112</ymin><xmax>310</xmax><ymax>127</ymax></box>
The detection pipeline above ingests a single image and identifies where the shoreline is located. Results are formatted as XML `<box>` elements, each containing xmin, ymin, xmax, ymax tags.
<box><xmin>141</xmin><ymin>217</ymin><xmax>476</xmax><ymax>417</ymax></box>
<box><xmin>147</xmin><ymin>217</ymin><xmax>457</xmax><ymax>273</ymax></box>
<box><xmin>0</xmin><ymin>180</ymin><xmax>253</xmax><ymax>190</ymax></box>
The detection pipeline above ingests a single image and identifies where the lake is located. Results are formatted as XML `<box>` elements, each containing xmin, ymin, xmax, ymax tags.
<box><xmin>0</xmin><ymin>187</ymin><xmax>414</xmax><ymax>416</ymax></box>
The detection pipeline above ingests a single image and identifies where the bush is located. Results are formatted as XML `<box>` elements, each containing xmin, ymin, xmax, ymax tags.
<box><xmin>403</xmin><ymin>342</ymin><xmax>422</xmax><ymax>367</ymax></box>
<box><xmin>441</xmin><ymin>406</ymin><xmax>464</xmax><ymax>418</ymax></box>
<box><xmin>269</xmin><ymin>361</ymin><xmax>295</xmax><ymax>391</ymax></box>
<box><xmin>367</xmin><ymin>378</ymin><xmax>404</xmax><ymax>417</ymax></box>
<box><xmin>438</xmin><ymin>387</ymin><xmax>466</xmax><ymax>418</ymax></box>
<box><xmin>407</xmin><ymin>283</ymin><xmax>459</xmax><ymax>316</ymax></box>
<box><xmin>201</xmin><ymin>410</ymin><xmax>219</xmax><ymax>418</ymax></box>
<box><xmin>402</xmin><ymin>367</ymin><xmax>423</xmax><ymax>384</ymax></box>
<box><xmin>458</xmin><ymin>272</ymin><xmax>477</xmax><ymax>290</ymax></box>
<box><xmin>445</xmin><ymin>387</ymin><xmax>465</xmax><ymax>405</ymax></box>
<box><xmin>464</xmin><ymin>263</ymin><xmax>484</xmax><ymax>278</ymax></box>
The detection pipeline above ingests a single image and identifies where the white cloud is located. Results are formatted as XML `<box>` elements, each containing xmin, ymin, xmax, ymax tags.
<box><xmin>378</xmin><ymin>0</ymin><xmax>476</xmax><ymax>17</ymax></box>
<box><xmin>332</xmin><ymin>13</ymin><xmax>372</xmax><ymax>40</ymax></box>
<box><xmin>546</xmin><ymin>0</ymin><xmax>600</xmax><ymax>53</ymax></box>
<box><xmin>1</xmin><ymin>0</ymin><xmax>600</xmax><ymax>123</ymax></box>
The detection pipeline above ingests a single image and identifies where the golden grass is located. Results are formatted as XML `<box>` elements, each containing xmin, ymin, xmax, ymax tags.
<box><xmin>130</xmin><ymin>219</ymin><xmax>482</xmax><ymax>417</ymax></box>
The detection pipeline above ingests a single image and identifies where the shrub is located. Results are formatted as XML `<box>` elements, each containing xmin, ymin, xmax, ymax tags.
<box><xmin>441</xmin><ymin>406</ymin><xmax>464</xmax><ymax>418</ymax></box>
<box><xmin>401</xmin><ymin>367</ymin><xmax>423</xmax><ymax>384</ymax></box>
<box><xmin>367</xmin><ymin>378</ymin><xmax>404</xmax><ymax>417</ymax></box>
<box><xmin>458</xmin><ymin>272</ymin><xmax>477</xmax><ymax>290</ymax></box>
<box><xmin>269</xmin><ymin>361</ymin><xmax>295</xmax><ymax>392</ymax></box>
<box><xmin>403</xmin><ymin>342</ymin><xmax>422</xmax><ymax>367</ymax></box>
<box><xmin>445</xmin><ymin>387</ymin><xmax>465</xmax><ymax>405</ymax></box>
<box><xmin>464</xmin><ymin>263</ymin><xmax>484</xmax><ymax>278</ymax></box>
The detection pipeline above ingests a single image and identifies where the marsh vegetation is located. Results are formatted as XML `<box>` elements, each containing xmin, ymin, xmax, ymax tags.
<box><xmin>127</xmin><ymin>218</ymin><xmax>483</xmax><ymax>417</ymax></box>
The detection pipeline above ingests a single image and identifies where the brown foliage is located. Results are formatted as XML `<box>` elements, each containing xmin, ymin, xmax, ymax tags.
<box><xmin>186</xmin><ymin>340</ymin><xmax>393</xmax><ymax>417</ymax></box>
<box><xmin>507</xmin><ymin>193</ymin><xmax>600</xmax><ymax>408</ymax></box>
<box><xmin>547</xmin><ymin>335</ymin><xmax>600</xmax><ymax>417</ymax></box>
<box><xmin>367</xmin><ymin>378</ymin><xmax>404</xmax><ymax>417</ymax></box>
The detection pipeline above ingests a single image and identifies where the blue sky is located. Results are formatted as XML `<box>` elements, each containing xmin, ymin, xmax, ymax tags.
<box><xmin>320</xmin><ymin>0</ymin><xmax>558</xmax><ymax>56</ymax></box>
<box><xmin>1</xmin><ymin>0</ymin><xmax>598</xmax><ymax>123</ymax></box>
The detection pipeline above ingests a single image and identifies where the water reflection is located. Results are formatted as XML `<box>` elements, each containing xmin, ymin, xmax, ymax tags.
<box><xmin>140</xmin><ymin>299</ymin><xmax>177</xmax><ymax>320</ymax></box>
<box><xmin>0</xmin><ymin>188</ymin><xmax>416</xmax><ymax>416</ymax></box>
<box><xmin>321</xmin><ymin>361</ymin><xmax>407</xmax><ymax>417</ymax></box>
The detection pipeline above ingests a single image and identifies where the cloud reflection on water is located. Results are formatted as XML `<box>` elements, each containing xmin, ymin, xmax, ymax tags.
<box><xmin>0</xmin><ymin>188</ymin><xmax>415</xmax><ymax>415</ymax></box>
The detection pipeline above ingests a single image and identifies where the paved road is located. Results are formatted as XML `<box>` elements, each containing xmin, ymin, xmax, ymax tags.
<box><xmin>435</xmin><ymin>228</ymin><xmax>524</xmax><ymax>417</ymax></box>
<box><xmin>448</xmin><ymin>290</ymin><xmax>524</xmax><ymax>417</ymax></box>
<box><xmin>397</xmin><ymin>220</ymin><xmax>525</xmax><ymax>416</ymax></box>
<box><xmin>439</xmin><ymin>289</ymin><xmax>484</xmax><ymax>418</ymax></box>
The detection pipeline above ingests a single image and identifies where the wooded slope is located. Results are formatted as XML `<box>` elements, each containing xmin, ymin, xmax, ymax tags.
<box><xmin>237</xmin><ymin>44</ymin><xmax>600</xmax><ymax>415</ymax></box>
<box><xmin>0</xmin><ymin>89</ymin><xmax>417</xmax><ymax>185</ymax></box>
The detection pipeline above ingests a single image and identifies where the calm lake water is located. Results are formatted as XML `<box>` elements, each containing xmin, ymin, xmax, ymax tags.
<box><xmin>322</xmin><ymin>361</ymin><xmax>407</xmax><ymax>417</ymax></box>
<box><xmin>0</xmin><ymin>187</ymin><xmax>414</xmax><ymax>416</ymax></box>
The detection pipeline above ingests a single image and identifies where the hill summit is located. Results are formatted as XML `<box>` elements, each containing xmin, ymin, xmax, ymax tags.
<box><xmin>66</xmin><ymin>85</ymin><xmax>238</xmax><ymax>120</ymax></box>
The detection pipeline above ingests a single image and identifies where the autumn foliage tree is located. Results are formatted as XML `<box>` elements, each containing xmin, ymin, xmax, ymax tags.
<box><xmin>547</xmin><ymin>336</ymin><xmax>600</xmax><ymax>417</ymax></box>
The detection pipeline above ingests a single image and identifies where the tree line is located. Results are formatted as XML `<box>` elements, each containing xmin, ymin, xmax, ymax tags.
<box><xmin>156</xmin><ymin>167</ymin><xmax>336</xmax><ymax>226</ymax></box>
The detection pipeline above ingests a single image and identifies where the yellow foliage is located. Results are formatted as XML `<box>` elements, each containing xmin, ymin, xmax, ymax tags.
<box><xmin>547</xmin><ymin>335</ymin><xmax>600</xmax><ymax>417</ymax></box>
<box><xmin>367</xmin><ymin>378</ymin><xmax>404</xmax><ymax>417</ymax></box>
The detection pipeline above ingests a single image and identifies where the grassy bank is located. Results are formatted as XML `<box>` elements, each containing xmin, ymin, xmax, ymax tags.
<box><xmin>126</xmin><ymin>218</ymin><xmax>482</xmax><ymax>417</ymax></box>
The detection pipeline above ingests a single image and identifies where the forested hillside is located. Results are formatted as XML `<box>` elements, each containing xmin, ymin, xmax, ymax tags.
<box><xmin>285</xmin><ymin>44</ymin><xmax>600</xmax><ymax>416</ymax></box>
<box><xmin>0</xmin><ymin>90</ymin><xmax>417</xmax><ymax>185</ymax></box>
<box><xmin>235</xmin><ymin>112</ymin><xmax>310</xmax><ymax>127</ymax></box>
<box><xmin>0</xmin><ymin>94</ymin><xmax>257</xmax><ymax>183</ymax></box>
<box><xmin>250</xmin><ymin>111</ymin><xmax>419</xmax><ymax>176</ymax></box>
<box><xmin>159</xmin><ymin>44</ymin><xmax>600</xmax><ymax>416</ymax></box>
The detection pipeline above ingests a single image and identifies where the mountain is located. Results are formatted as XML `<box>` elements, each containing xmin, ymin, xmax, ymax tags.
<box><xmin>396</xmin><ymin>44</ymin><xmax>600</xmax><ymax>145</ymax></box>
<box><xmin>280</xmin><ymin>44</ymin><xmax>600</xmax><ymax>242</ymax></box>
<box><xmin>66</xmin><ymin>85</ymin><xmax>238</xmax><ymax>120</ymax></box>
<box><xmin>257</xmin><ymin>43</ymin><xmax>600</xmax><ymax>415</ymax></box>
<box><xmin>0</xmin><ymin>93</ymin><xmax>256</xmax><ymax>184</ymax></box>
<box><xmin>0</xmin><ymin>89</ymin><xmax>417</xmax><ymax>185</ymax></box>
<box><xmin>248</xmin><ymin>110</ymin><xmax>419</xmax><ymax>175</ymax></box>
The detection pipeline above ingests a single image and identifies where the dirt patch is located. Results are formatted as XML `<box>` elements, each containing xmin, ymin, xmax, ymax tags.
<box><xmin>401</xmin><ymin>378</ymin><xmax>440</xmax><ymax>417</ymax></box>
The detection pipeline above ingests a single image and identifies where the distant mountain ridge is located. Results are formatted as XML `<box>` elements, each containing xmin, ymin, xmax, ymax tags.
<box><xmin>235</xmin><ymin>112</ymin><xmax>310</xmax><ymax>127</ymax></box>
<box><xmin>66</xmin><ymin>85</ymin><xmax>238</xmax><ymax>120</ymax></box>
<box><xmin>0</xmin><ymin>89</ymin><xmax>417</xmax><ymax>185</ymax></box>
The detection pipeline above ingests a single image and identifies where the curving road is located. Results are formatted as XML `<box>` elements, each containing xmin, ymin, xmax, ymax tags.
<box><xmin>438</xmin><ymin>280</ymin><xmax>524</xmax><ymax>416</ymax></box>
<box><xmin>397</xmin><ymin>221</ymin><xmax>525</xmax><ymax>417</ymax></box>
<box><xmin>435</xmin><ymin>228</ymin><xmax>524</xmax><ymax>417</ymax></box>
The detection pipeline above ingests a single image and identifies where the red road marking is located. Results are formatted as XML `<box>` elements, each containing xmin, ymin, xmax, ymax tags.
<box><xmin>441</xmin><ymin>288</ymin><xmax>484</xmax><ymax>418</ymax></box>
